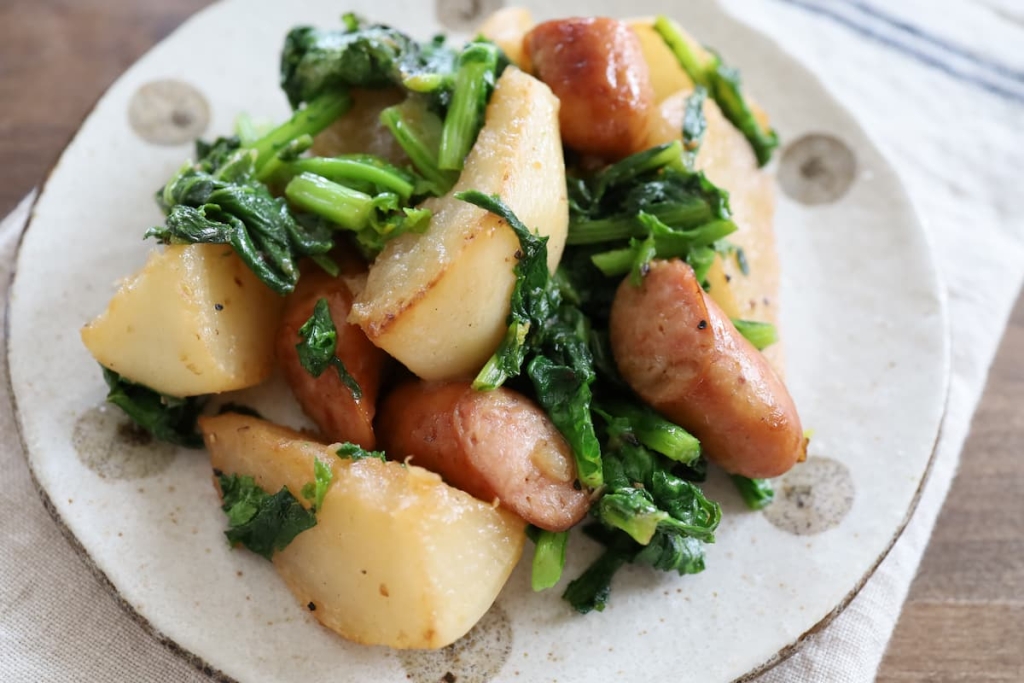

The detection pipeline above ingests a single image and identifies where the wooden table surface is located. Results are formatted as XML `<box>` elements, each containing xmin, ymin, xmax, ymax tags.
<box><xmin>1</xmin><ymin>2</ymin><xmax>1020</xmax><ymax>680</ymax></box>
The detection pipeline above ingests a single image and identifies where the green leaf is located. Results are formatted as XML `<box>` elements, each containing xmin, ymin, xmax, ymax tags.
<box><xmin>101</xmin><ymin>368</ymin><xmax>205</xmax><ymax>448</ymax></box>
<box><xmin>681</xmin><ymin>86</ymin><xmax>707</xmax><ymax>169</ymax></box>
<box><xmin>438</xmin><ymin>43</ymin><xmax>499</xmax><ymax>171</ymax></box>
<box><xmin>731</xmin><ymin>475</ymin><xmax>775</xmax><ymax>510</ymax></box>
<box><xmin>218</xmin><ymin>473</ymin><xmax>317</xmax><ymax>560</ymax></box>
<box><xmin>295</xmin><ymin>298</ymin><xmax>363</xmax><ymax>400</ymax></box>
<box><xmin>312</xmin><ymin>458</ymin><xmax>333</xmax><ymax>511</ymax></box>
<box><xmin>336</xmin><ymin>442</ymin><xmax>387</xmax><ymax>462</ymax></box>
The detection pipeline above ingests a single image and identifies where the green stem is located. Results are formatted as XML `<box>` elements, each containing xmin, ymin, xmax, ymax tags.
<box><xmin>438</xmin><ymin>43</ymin><xmax>498</xmax><ymax>171</ymax></box>
<box><xmin>731</xmin><ymin>475</ymin><xmax>775</xmax><ymax>510</ymax></box>
<box><xmin>602</xmin><ymin>400</ymin><xmax>701</xmax><ymax>465</ymax></box>
<box><xmin>652</xmin><ymin>16</ymin><xmax>710</xmax><ymax>86</ymax></box>
<box><xmin>290</xmin><ymin>156</ymin><xmax>415</xmax><ymax>200</ymax></box>
<box><xmin>531</xmin><ymin>530</ymin><xmax>569</xmax><ymax>591</ymax></box>
<box><xmin>284</xmin><ymin>172</ymin><xmax>373</xmax><ymax>231</ymax></box>
<box><xmin>248</xmin><ymin>91</ymin><xmax>351</xmax><ymax>172</ymax></box>
<box><xmin>380</xmin><ymin>102</ymin><xmax>455</xmax><ymax>193</ymax></box>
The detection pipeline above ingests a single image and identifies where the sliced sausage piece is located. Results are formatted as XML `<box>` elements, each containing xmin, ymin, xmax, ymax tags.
<box><xmin>377</xmin><ymin>381</ymin><xmax>590</xmax><ymax>532</ymax></box>
<box><xmin>276</xmin><ymin>260</ymin><xmax>389</xmax><ymax>449</ymax></box>
<box><xmin>609</xmin><ymin>259</ymin><xmax>806</xmax><ymax>478</ymax></box>
<box><xmin>524</xmin><ymin>17</ymin><xmax>655</xmax><ymax>160</ymax></box>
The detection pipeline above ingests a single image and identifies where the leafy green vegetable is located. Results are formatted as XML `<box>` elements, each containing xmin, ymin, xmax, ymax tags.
<box><xmin>288</xmin><ymin>154</ymin><xmax>416</xmax><ymax>200</ymax></box>
<box><xmin>379</xmin><ymin>98</ymin><xmax>457</xmax><ymax>195</ymax></box>
<box><xmin>146</xmin><ymin>93</ymin><xmax>349</xmax><ymax>295</ymax></box>
<box><xmin>653</xmin><ymin>16</ymin><xmax>779</xmax><ymax>166</ymax></box>
<box><xmin>732</xmin><ymin>318</ymin><xmax>778</xmax><ymax>351</ymax></box>
<box><xmin>281</xmin><ymin>17</ymin><xmax>502</xmax><ymax>196</ymax></box>
<box><xmin>295</xmin><ymin>298</ymin><xmax>363</xmax><ymax>400</ymax></box>
<box><xmin>732</xmin><ymin>475</ymin><xmax>775</xmax><ymax>510</ymax></box>
<box><xmin>281</xmin><ymin>21</ymin><xmax>422</xmax><ymax>108</ymax></box>
<box><xmin>589</xmin><ymin>212</ymin><xmax>736</xmax><ymax>279</ymax></box>
<box><xmin>101</xmin><ymin>368</ymin><xmax>205</xmax><ymax>448</ymax></box>
<box><xmin>567</xmin><ymin>141</ymin><xmax>733</xmax><ymax>248</ymax></box>
<box><xmin>558</xmin><ymin>405</ymin><xmax>720</xmax><ymax>611</ymax></box>
<box><xmin>336</xmin><ymin>442</ymin><xmax>387</xmax><ymax>462</ymax></box>
<box><xmin>597</xmin><ymin>400</ymin><xmax>701</xmax><ymax>466</ymax></box>
<box><xmin>313</xmin><ymin>459</ymin><xmax>334</xmax><ymax>511</ymax></box>
<box><xmin>284</xmin><ymin>172</ymin><xmax>431</xmax><ymax>255</ymax></box>
<box><xmin>681</xmin><ymin>86</ymin><xmax>707</xmax><ymax>169</ymax></box>
<box><xmin>457</xmin><ymin>190</ymin><xmax>603</xmax><ymax>489</ymax></box>
<box><xmin>218</xmin><ymin>473</ymin><xmax>317</xmax><ymax>560</ymax></box>
<box><xmin>438</xmin><ymin>42</ymin><xmax>499</xmax><ymax>171</ymax></box>
<box><xmin>528</xmin><ymin>528</ymin><xmax>568</xmax><ymax>592</ymax></box>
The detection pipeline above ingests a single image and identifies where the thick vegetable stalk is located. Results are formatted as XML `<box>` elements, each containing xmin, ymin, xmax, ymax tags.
<box><xmin>438</xmin><ymin>43</ymin><xmax>500</xmax><ymax>171</ymax></box>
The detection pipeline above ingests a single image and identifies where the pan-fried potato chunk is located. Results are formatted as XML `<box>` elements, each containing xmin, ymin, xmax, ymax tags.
<box><xmin>81</xmin><ymin>244</ymin><xmax>282</xmax><ymax>397</ymax></box>
<box><xmin>200</xmin><ymin>413</ymin><xmax>526</xmax><ymax>649</ymax></box>
<box><xmin>350</xmin><ymin>67</ymin><xmax>568</xmax><ymax>380</ymax></box>
<box><xmin>477</xmin><ymin>7</ymin><xmax>534</xmax><ymax>69</ymax></box>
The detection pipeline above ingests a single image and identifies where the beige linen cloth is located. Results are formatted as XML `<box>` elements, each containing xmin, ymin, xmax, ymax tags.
<box><xmin>2</xmin><ymin>0</ymin><xmax>1023</xmax><ymax>680</ymax></box>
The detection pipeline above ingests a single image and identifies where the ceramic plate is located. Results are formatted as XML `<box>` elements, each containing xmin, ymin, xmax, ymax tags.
<box><xmin>6</xmin><ymin>0</ymin><xmax>949</xmax><ymax>681</ymax></box>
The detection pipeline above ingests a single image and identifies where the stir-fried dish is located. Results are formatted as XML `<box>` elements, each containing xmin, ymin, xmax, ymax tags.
<box><xmin>80</xmin><ymin>8</ymin><xmax>806</xmax><ymax>649</ymax></box>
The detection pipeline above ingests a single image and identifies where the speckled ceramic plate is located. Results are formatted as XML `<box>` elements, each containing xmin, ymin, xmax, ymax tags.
<box><xmin>6</xmin><ymin>1</ymin><xmax>949</xmax><ymax>681</ymax></box>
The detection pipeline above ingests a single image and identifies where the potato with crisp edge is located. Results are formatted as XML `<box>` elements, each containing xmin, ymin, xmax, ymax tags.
<box><xmin>200</xmin><ymin>412</ymin><xmax>526</xmax><ymax>649</ymax></box>
<box><xmin>349</xmin><ymin>67</ymin><xmax>568</xmax><ymax>381</ymax></box>
<box><xmin>81</xmin><ymin>244</ymin><xmax>282</xmax><ymax>397</ymax></box>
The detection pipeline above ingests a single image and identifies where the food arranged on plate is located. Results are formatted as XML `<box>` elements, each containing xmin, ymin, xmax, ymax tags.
<box><xmin>79</xmin><ymin>7</ymin><xmax>806</xmax><ymax>649</ymax></box>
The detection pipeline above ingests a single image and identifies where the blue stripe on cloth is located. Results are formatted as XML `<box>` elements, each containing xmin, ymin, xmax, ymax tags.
<box><xmin>842</xmin><ymin>0</ymin><xmax>1024</xmax><ymax>84</ymax></box>
<box><xmin>772</xmin><ymin>0</ymin><xmax>1024</xmax><ymax>104</ymax></box>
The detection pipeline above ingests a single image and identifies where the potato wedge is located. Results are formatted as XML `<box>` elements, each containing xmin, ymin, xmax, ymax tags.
<box><xmin>350</xmin><ymin>67</ymin><xmax>568</xmax><ymax>380</ymax></box>
<box><xmin>478</xmin><ymin>7</ymin><xmax>534</xmax><ymax>70</ymax></box>
<box><xmin>81</xmin><ymin>244</ymin><xmax>282</xmax><ymax>396</ymax></box>
<box><xmin>627</xmin><ymin>19</ymin><xmax>696</xmax><ymax>105</ymax></box>
<box><xmin>200</xmin><ymin>413</ymin><xmax>526</xmax><ymax>649</ymax></box>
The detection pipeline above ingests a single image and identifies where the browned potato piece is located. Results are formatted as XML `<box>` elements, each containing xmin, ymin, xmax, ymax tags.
<box><xmin>311</xmin><ymin>88</ymin><xmax>407</xmax><ymax>163</ymax></box>
<box><xmin>610</xmin><ymin>260</ymin><xmax>805</xmax><ymax>479</ymax></box>
<box><xmin>201</xmin><ymin>412</ymin><xmax>526</xmax><ymax>649</ymax></box>
<box><xmin>525</xmin><ymin>17</ymin><xmax>655</xmax><ymax>160</ymax></box>
<box><xmin>377</xmin><ymin>381</ymin><xmax>590</xmax><ymax>532</ymax></box>
<box><xmin>627</xmin><ymin>20</ymin><xmax>696</xmax><ymax>104</ymax></box>
<box><xmin>477</xmin><ymin>7</ymin><xmax>534</xmax><ymax>70</ymax></box>
<box><xmin>349</xmin><ymin>68</ymin><xmax>568</xmax><ymax>381</ymax></box>
<box><xmin>276</xmin><ymin>260</ymin><xmax>388</xmax><ymax>449</ymax></box>
<box><xmin>81</xmin><ymin>244</ymin><xmax>282</xmax><ymax>397</ymax></box>
<box><xmin>648</xmin><ymin>89</ymin><xmax>783</xmax><ymax>372</ymax></box>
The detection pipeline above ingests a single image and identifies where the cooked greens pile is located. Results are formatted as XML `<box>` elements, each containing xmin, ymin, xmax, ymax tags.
<box><xmin>145</xmin><ymin>13</ymin><xmax>505</xmax><ymax>295</ymax></box>
<box><xmin>466</xmin><ymin>136</ymin><xmax>740</xmax><ymax>611</ymax></box>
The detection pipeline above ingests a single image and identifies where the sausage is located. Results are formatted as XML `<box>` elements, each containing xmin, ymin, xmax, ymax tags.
<box><xmin>524</xmin><ymin>17</ymin><xmax>655</xmax><ymax>160</ymax></box>
<box><xmin>609</xmin><ymin>259</ymin><xmax>806</xmax><ymax>478</ymax></box>
<box><xmin>377</xmin><ymin>381</ymin><xmax>590</xmax><ymax>531</ymax></box>
<box><xmin>276</xmin><ymin>261</ymin><xmax>389</xmax><ymax>449</ymax></box>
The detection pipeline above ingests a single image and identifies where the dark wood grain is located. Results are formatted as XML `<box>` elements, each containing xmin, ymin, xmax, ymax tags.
<box><xmin>878</xmin><ymin>297</ymin><xmax>1024</xmax><ymax>681</ymax></box>
<box><xmin>1</xmin><ymin>1</ymin><xmax>1021</xmax><ymax>680</ymax></box>
<box><xmin>0</xmin><ymin>0</ymin><xmax>212</xmax><ymax>217</ymax></box>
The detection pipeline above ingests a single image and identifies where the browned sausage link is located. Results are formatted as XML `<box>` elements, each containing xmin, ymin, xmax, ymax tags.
<box><xmin>276</xmin><ymin>261</ymin><xmax>388</xmax><ymax>449</ymax></box>
<box><xmin>524</xmin><ymin>17</ymin><xmax>655</xmax><ymax>160</ymax></box>
<box><xmin>377</xmin><ymin>381</ymin><xmax>590</xmax><ymax>532</ymax></box>
<box><xmin>609</xmin><ymin>260</ymin><xmax>806</xmax><ymax>478</ymax></box>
